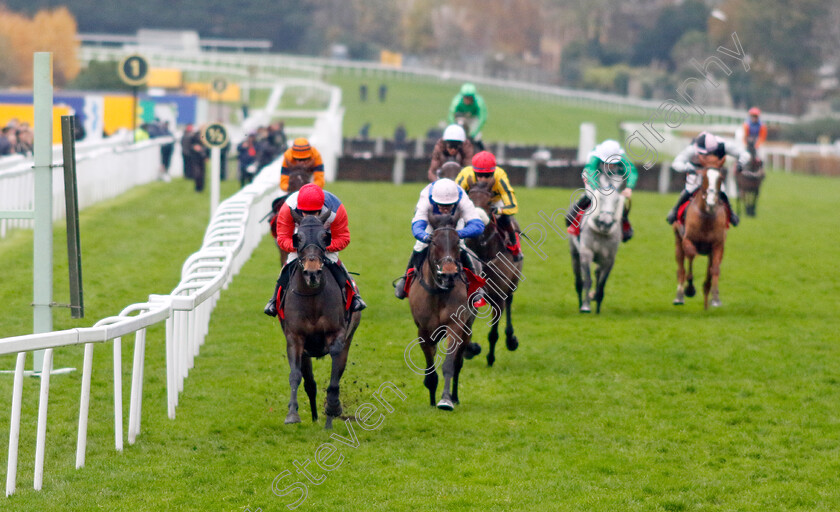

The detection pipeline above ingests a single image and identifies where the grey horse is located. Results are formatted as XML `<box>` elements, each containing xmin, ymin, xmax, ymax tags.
<box><xmin>569</xmin><ymin>176</ymin><xmax>626</xmax><ymax>313</ymax></box>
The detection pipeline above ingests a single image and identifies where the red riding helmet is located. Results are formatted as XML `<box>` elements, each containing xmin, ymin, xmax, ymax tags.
<box><xmin>297</xmin><ymin>183</ymin><xmax>325</xmax><ymax>211</ymax></box>
<box><xmin>472</xmin><ymin>151</ymin><xmax>496</xmax><ymax>174</ymax></box>
<box><xmin>748</xmin><ymin>107</ymin><xmax>761</xmax><ymax>116</ymax></box>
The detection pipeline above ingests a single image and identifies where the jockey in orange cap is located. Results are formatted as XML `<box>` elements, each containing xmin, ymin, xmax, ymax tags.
<box><xmin>279</xmin><ymin>138</ymin><xmax>325</xmax><ymax>192</ymax></box>
<box><xmin>742</xmin><ymin>107</ymin><xmax>767</xmax><ymax>149</ymax></box>
<box><xmin>264</xmin><ymin>184</ymin><xmax>366</xmax><ymax>317</ymax></box>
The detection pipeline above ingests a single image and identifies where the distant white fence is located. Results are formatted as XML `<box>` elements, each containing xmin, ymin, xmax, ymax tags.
<box><xmin>0</xmin><ymin>133</ymin><xmax>181</xmax><ymax>239</ymax></box>
<box><xmin>1</xmin><ymin>162</ymin><xmax>280</xmax><ymax>496</ymax></box>
<box><xmin>78</xmin><ymin>46</ymin><xmax>797</xmax><ymax>126</ymax></box>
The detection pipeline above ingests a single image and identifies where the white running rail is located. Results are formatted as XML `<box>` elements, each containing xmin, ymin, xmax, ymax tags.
<box><xmin>1</xmin><ymin>162</ymin><xmax>280</xmax><ymax>496</ymax></box>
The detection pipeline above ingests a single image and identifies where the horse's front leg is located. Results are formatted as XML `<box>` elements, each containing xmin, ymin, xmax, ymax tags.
<box><xmin>674</xmin><ymin>231</ymin><xmax>686</xmax><ymax>305</ymax></box>
<box><xmin>504</xmin><ymin>293</ymin><xmax>518</xmax><ymax>351</ymax></box>
<box><xmin>284</xmin><ymin>334</ymin><xmax>305</xmax><ymax>424</ymax></box>
<box><xmin>570</xmin><ymin>240</ymin><xmax>583</xmax><ymax>308</ymax></box>
<box><xmin>438</xmin><ymin>325</ymin><xmax>469</xmax><ymax>410</ymax></box>
<box><xmin>324</xmin><ymin>333</ymin><xmax>347</xmax><ymax>429</ymax></box>
<box><xmin>594</xmin><ymin>256</ymin><xmax>615</xmax><ymax>314</ymax></box>
<box><xmin>579</xmin><ymin>248</ymin><xmax>594</xmax><ymax>313</ymax></box>
<box><xmin>301</xmin><ymin>354</ymin><xmax>318</xmax><ymax>423</ymax></box>
<box><xmin>709</xmin><ymin>244</ymin><xmax>724</xmax><ymax>308</ymax></box>
<box><xmin>486</xmin><ymin>299</ymin><xmax>500</xmax><ymax>367</ymax></box>
<box><xmin>683</xmin><ymin>239</ymin><xmax>697</xmax><ymax>298</ymax></box>
<box><xmin>419</xmin><ymin>330</ymin><xmax>438</xmax><ymax>407</ymax></box>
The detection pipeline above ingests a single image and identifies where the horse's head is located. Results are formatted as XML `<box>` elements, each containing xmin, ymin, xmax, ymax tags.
<box><xmin>428</xmin><ymin>214</ymin><xmax>461</xmax><ymax>289</ymax></box>
<box><xmin>285</xmin><ymin>163</ymin><xmax>311</xmax><ymax>193</ymax></box>
<box><xmin>467</xmin><ymin>181</ymin><xmax>494</xmax><ymax>214</ymax></box>
<box><xmin>701</xmin><ymin>168</ymin><xmax>723</xmax><ymax>210</ymax></box>
<box><xmin>291</xmin><ymin>212</ymin><xmax>331</xmax><ymax>289</ymax></box>
<box><xmin>437</xmin><ymin>161</ymin><xmax>461</xmax><ymax>180</ymax></box>
<box><xmin>587</xmin><ymin>176</ymin><xmax>623</xmax><ymax>234</ymax></box>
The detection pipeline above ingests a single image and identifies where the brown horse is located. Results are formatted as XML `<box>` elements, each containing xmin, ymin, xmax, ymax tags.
<box><xmin>408</xmin><ymin>214</ymin><xmax>476</xmax><ymax>410</ymax></box>
<box><xmin>672</xmin><ymin>168</ymin><xmax>729</xmax><ymax>309</ymax></box>
<box><xmin>437</xmin><ymin>161</ymin><xmax>462</xmax><ymax>180</ymax></box>
<box><xmin>280</xmin><ymin>213</ymin><xmax>361</xmax><ymax>429</ymax></box>
<box><xmin>466</xmin><ymin>181</ymin><xmax>522</xmax><ymax>367</ymax></box>
<box><xmin>270</xmin><ymin>166</ymin><xmax>313</xmax><ymax>265</ymax></box>
<box><xmin>735</xmin><ymin>139</ymin><xmax>765</xmax><ymax>217</ymax></box>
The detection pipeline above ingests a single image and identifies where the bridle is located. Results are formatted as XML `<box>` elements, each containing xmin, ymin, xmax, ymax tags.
<box><xmin>421</xmin><ymin>226</ymin><xmax>464</xmax><ymax>292</ymax></box>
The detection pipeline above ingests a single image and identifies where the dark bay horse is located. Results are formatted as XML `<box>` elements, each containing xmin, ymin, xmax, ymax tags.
<box><xmin>736</xmin><ymin>139</ymin><xmax>765</xmax><ymax>217</ymax></box>
<box><xmin>672</xmin><ymin>168</ymin><xmax>729</xmax><ymax>309</ymax></box>
<box><xmin>408</xmin><ymin>214</ymin><xmax>476</xmax><ymax>410</ymax></box>
<box><xmin>437</xmin><ymin>161</ymin><xmax>462</xmax><ymax>180</ymax></box>
<box><xmin>270</xmin><ymin>166</ymin><xmax>313</xmax><ymax>265</ymax></box>
<box><xmin>280</xmin><ymin>213</ymin><xmax>361</xmax><ymax>428</ymax></box>
<box><xmin>466</xmin><ymin>182</ymin><xmax>522</xmax><ymax>367</ymax></box>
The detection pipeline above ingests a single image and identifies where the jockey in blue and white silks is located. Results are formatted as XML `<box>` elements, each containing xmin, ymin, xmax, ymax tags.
<box><xmin>394</xmin><ymin>178</ymin><xmax>485</xmax><ymax>299</ymax></box>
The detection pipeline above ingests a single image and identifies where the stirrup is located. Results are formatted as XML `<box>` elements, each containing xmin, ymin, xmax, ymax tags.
<box><xmin>393</xmin><ymin>276</ymin><xmax>407</xmax><ymax>300</ymax></box>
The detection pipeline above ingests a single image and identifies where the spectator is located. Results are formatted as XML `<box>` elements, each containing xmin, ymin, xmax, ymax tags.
<box><xmin>237</xmin><ymin>133</ymin><xmax>259</xmax><ymax>188</ymax></box>
<box><xmin>187</xmin><ymin>128</ymin><xmax>209</xmax><ymax>192</ymax></box>
<box><xmin>181</xmin><ymin>125</ymin><xmax>195</xmax><ymax>179</ymax></box>
<box><xmin>360</xmin><ymin>83</ymin><xmax>368</xmax><ymax>102</ymax></box>
<box><xmin>158</xmin><ymin>121</ymin><xmax>175</xmax><ymax>182</ymax></box>
<box><xmin>394</xmin><ymin>123</ymin><xmax>407</xmax><ymax>152</ymax></box>
<box><xmin>358</xmin><ymin>122</ymin><xmax>371</xmax><ymax>139</ymax></box>
<box><xmin>15</xmin><ymin>124</ymin><xmax>33</xmax><ymax>156</ymax></box>
<box><xmin>378</xmin><ymin>83</ymin><xmax>387</xmax><ymax>102</ymax></box>
<box><xmin>0</xmin><ymin>127</ymin><xmax>14</xmax><ymax>156</ymax></box>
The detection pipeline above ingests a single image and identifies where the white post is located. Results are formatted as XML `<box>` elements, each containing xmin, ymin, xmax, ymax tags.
<box><xmin>33</xmin><ymin>348</ymin><xmax>54</xmax><ymax>490</ymax></box>
<box><xmin>113</xmin><ymin>337</ymin><xmax>123</xmax><ymax>451</ymax></box>
<box><xmin>5</xmin><ymin>352</ymin><xmax>26</xmax><ymax>496</ymax></box>
<box><xmin>392</xmin><ymin>151</ymin><xmax>405</xmax><ymax>185</ymax></box>
<box><xmin>577</xmin><ymin>122</ymin><xmax>596</xmax><ymax>163</ymax></box>
<box><xmin>76</xmin><ymin>343</ymin><xmax>94</xmax><ymax>468</ymax></box>
<box><xmin>32</xmin><ymin>52</ymin><xmax>54</xmax><ymax>372</ymax></box>
<box><xmin>210</xmin><ymin>147</ymin><xmax>221</xmax><ymax>217</ymax></box>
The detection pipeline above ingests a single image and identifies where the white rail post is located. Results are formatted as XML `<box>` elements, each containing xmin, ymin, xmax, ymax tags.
<box><xmin>577</xmin><ymin>122</ymin><xmax>596</xmax><ymax>163</ymax></box>
<box><xmin>32</xmin><ymin>52</ymin><xmax>54</xmax><ymax>372</ymax></box>
<box><xmin>5</xmin><ymin>352</ymin><xmax>26</xmax><ymax>496</ymax></box>
<box><xmin>210</xmin><ymin>146</ymin><xmax>221</xmax><ymax>217</ymax></box>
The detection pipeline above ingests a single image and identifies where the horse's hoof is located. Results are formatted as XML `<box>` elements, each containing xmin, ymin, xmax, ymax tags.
<box><xmin>324</xmin><ymin>416</ymin><xmax>334</xmax><ymax>430</ymax></box>
<box><xmin>673</xmin><ymin>298</ymin><xmax>684</xmax><ymax>306</ymax></box>
<box><xmin>436</xmin><ymin>398</ymin><xmax>454</xmax><ymax>411</ymax></box>
<box><xmin>464</xmin><ymin>342</ymin><xmax>481</xmax><ymax>359</ymax></box>
<box><xmin>486</xmin><ymin>354</ymin><xmax>495</xmax><ymax>367</ymax></box>
<box><xmin>506</xmin><ymin>336</ymin><xmax>519</xmax><ymax>351</ymax></box>
<box><xmin>285</xmin><ymin>412</ymin><xmax>301</xmax><ymax>424</ymax></box>
<box><xmin>711</xmin><ymin>299</ymin><xmax>722</xmax><ymax>307</ymax></box>
<box><xmin>686</xmin><ymin>283</ymin><xmax>696</xmax><ymax>297</ymax></box>
<box><xmin>580</xmin><ymin>304</ymin><xmax>591</xmax><ymax>313</ymax></box>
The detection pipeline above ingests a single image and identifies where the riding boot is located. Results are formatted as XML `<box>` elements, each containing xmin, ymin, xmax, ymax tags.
<box><xmin>719</xmin><ymin>190</ymin><xmax>740</xmax><ymax>227</ymax></box>
<box><xmin>326</xmin><ymin>261</ymin><xmax>367</xmax><ymax>312</ymax></box>
<box><xmin>497</xmin><ymin>215</ymin><xmax>523</xmax><ymax>261</ymax></box>
<box><xmin>621</xmin><ymin>207</ymin><xmax>633</xmax><ymax>242</ymax></box>
<box><xmin>264</xmin><ymin>264</ymin><xmax>293</xmax><ymax>317</ymax></box>
<box><xmin>666</xmin><ymin>189</ymin><xmax>693</xmax><ymax>224</ymax></box>
<box><xmin>394</xmin><ymin>250</ymin><xmax>426</xmax><ymax>300</ymax></box>
<box><xmin>565</xmin><ymin>195</ymin><xmax>592</xmax><ymax>226</ymax></box>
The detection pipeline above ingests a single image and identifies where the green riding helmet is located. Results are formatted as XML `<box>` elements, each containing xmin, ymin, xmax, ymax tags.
<box><xmin>460</xmin><ymin>83</ymin><xmax>477</xmax><ymax>96</ymax></box>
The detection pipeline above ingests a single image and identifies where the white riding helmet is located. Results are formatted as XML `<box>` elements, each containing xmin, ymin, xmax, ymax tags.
<box><xmin>442</xmin><ymin>124</ymin><xmax>466</xmax><ymax>143</ymax></box>
<box><xmin>431</xmin><ymin>178</ymin><xmax>461</xmax><ymax>205</ymax></box>
<box><xmin>593</xmin><ymin>139</ymin><xmax>624</xmax><ymax>163</ymax></box>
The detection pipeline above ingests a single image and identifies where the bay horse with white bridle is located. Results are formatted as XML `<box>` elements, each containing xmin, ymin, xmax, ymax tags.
<box><xmin>408</xmin><ymin>214</ymin><xmax>477</xmax><ymax>410</ymax></box>
<box><xmin>280</xmin><ymin>212</ymin><xmax>361</xmax><ymax>428</ymax></box>
<box><xmin>672</xmin><ymin>167</ymin><xmax>729</xmax><ymax>309</ymax></box>
<box><xmin>466</xmin><ymin>181</ymin><xmax>522</xmax><ymax>367</ymax></box>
